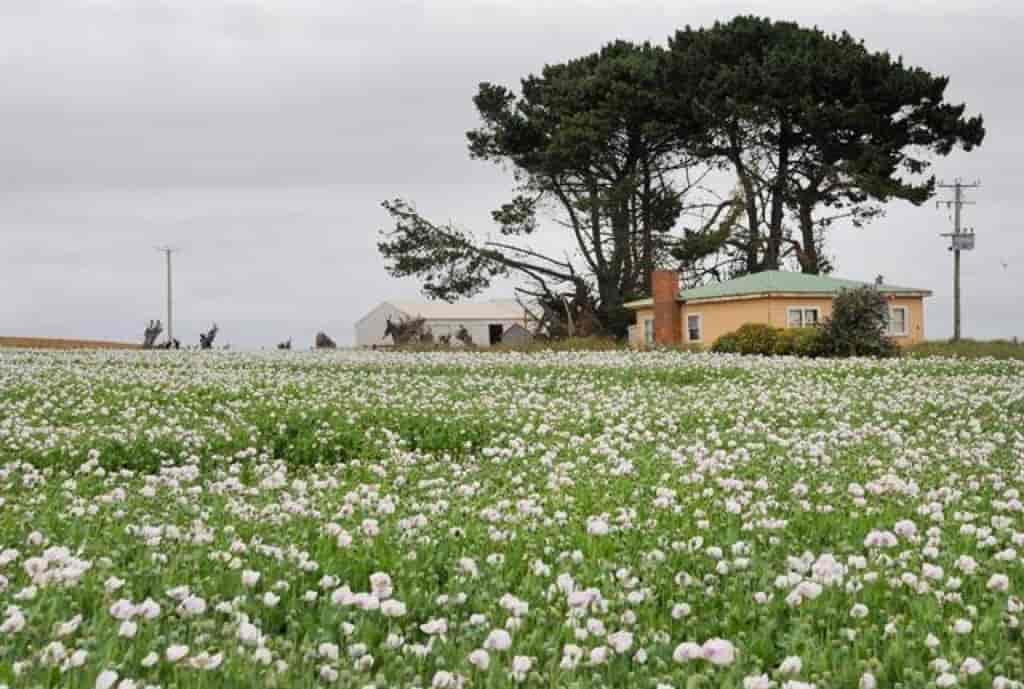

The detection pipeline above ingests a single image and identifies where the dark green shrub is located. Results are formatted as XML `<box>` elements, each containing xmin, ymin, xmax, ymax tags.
<box><xmin>717</xmin><ymin>324</ymin><xmax>828</xmax><ymax>357</ymax></box>
<box><xmin>733</xmin><ymin>323</ymin><xmax>780</xmax><ymax>355</ymax></box>
<box><xmin>781</xmin><ymin>327</ymin><xmax>829</xmax><ymax>357</ymax></box>
<box><xmin>711</xmin><ymin>332</ymin><xmax>740</xmax><ymax>354</ymax></box>
<box><xmin>667</xmin><ymin>342</ymin><xmax>707</xmax><ymax>354</ymax></box>
<box><xmin>773</xmin><ymin>328</ymin><xmax>799</xmax><ymax>355</ymax></box>
<box><xmin>714</xmin><ymin>323</ymin><xmax>781</xmax><ymax>355</ymax></box>
<box><xmin>817</xmin><ymin>287</ymin><xmax>899</xmax><ymax>358</ymax></box>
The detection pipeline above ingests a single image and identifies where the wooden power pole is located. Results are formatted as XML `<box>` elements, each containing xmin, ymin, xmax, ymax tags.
<box><xmin>937</xmin><ymin>179</ymin><xmax>979</xmax><ymax>342</ymax></box>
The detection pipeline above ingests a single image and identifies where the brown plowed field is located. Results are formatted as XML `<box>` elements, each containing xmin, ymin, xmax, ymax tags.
<box><xmin>0</xmin><ymin>337</ymin><xmax>140</xmax><ymax>350</ymax></box>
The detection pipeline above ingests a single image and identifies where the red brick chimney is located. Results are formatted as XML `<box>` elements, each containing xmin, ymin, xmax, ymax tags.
<box><xmin>652</xmin><ymin>270</ymin><xmax>681</xmax><ymax>346</ymax></box>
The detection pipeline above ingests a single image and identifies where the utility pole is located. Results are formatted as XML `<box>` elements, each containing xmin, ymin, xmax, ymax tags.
<box><xmin>937</xmin><ymin>179</ymin><xmax>979</xmax><ymax>342</ymax></box>
<box><xmin>155</xmin><ymin>246</ymin><xmax>178</xmax><ymax>344</ymax></box>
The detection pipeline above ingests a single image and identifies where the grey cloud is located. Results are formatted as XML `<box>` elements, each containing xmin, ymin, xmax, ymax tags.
<box><xmin>2</xmin><ymin>0</ymin><xmax>1022</xmax><ymax>346</ymax></box>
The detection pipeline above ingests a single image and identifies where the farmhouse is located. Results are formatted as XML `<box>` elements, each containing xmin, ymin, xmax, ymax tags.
<box><xmin>626</xmin><ymin>270</ymin><xmax>932</xmax><ymax>349</ymax></box>
<box><xmin>355</xmin><ymin>300</ymin><xmax>528</xmax><ymax>348</ymax></box>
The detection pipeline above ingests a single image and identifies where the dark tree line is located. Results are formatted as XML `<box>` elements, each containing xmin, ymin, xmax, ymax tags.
<box><xmin>379</xmin><ymin>16</ymin><xmax>984</xmax><ymax>336</ymax></box>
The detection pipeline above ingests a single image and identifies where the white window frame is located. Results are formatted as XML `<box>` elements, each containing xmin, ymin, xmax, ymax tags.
<box><xmin>686</xmin><ymin>313</ymin><xmax>703</xmax><ymax>343</ymax></box>
<box><xmin>787</xmin><ymin>306</ymin><xmax>820</xmax><ymax>328</ymax></box>
<box><xmin>886</xmin><ymin>306</ymin><xmax>908</xmax><ymax>336</ymax></box>
<box><xmin>643</xmin><ymin>318</ymin><xmax>654</xmax><ymax>345</ymax></box>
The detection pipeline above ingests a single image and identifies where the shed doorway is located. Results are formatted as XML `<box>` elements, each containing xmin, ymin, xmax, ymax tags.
<box><xmin>488</xmin><ymin>324</ymin><xmax>503</xmax><ymax>346</ymax></box>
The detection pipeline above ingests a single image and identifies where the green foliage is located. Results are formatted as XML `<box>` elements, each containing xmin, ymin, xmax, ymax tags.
<box><xmin>380</xmin><ymin>16</ymin><xmax>984</xmax><ymax>334</ymax></box>
<box><xmin>257</xmin><ymin>409</ymin><xmax>372</xmax><ymax>466</ymax></box>
<box><xmin>3</xmin><ymin>350</ymin><xmax>1024</xmax><ymax>687</ymax></box>
<box><xmin>712</xmin><ymin>288</ymin><xmax>912</xmax><ymax>360</ymax></box>
<box><xmin>381</xmin><ymin>41</ymin><xmax>702</xmax><ymax>337</ymax></box>
<box><xmin>771</xmin><ymin>328</ymin><xmax>800</xmax><ymax>356</ymax></box>
<box><xmin>666</xmin><ymin>342</ymin><xmax>707</xmax><ymax>354</ymax></box>
<box><xmin>714</xmin><ymin>290</ymin><xmax>899</xmax><ymax>359</ymax></box>
<box><xmin>496</xmin><ymin>336</ymin><xmax>625</xmax><ymax>353</ymax></box>
<box><xmin>671</xmin><ymin>201</ymin><xmax>745</xmax><ymax>268</ymax></box>
<box><xmin>382</xmin><ymin>41</ymin><xmax>727</xmax><ymax>337</ymax></box>
<box><xmin>773</xmin><ymin>327</ymin><xmax>827</xmax><ymax>357</ymax></box>
<box><xmin>378</xmin><ymin>199</ymin><xmax>511</xmax><ymax>301</ymax></box>
<box><xmin>490</xmin><ymin>195</ymin><xmax>539</xmax><ymax>236</ymax></box>
<box><xmin>711</xmin><ymin>331</ymin><xmax>740</xmax><ymax>354</ymax></box>
<box><xmin>712</xmin><ymin>323</ymin><xmax>780</xmax><ymax>355</ymax></box>
<box><xmin>907</xmin><ymin>339</ymin><xmax>1024</xmax><ymax>361</ymax></box>
<box><xmin>468</xmin><ymin>41</ymin><xmax>700</xmax><ymax>330</ymax></box>
<box><xmin>817</xmin><ymin>287</ymin><xmax>900</xmax><ymax>358</ymax></box>
<box><xmin>665</xmin><ymin>16</ymin><xmax>985</xmax><ymax>275</ymax></box>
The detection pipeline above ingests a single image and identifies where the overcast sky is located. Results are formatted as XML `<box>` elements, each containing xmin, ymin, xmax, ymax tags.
<box><xmin>2</xmin><ymin>0</ymin><xmax>1021</xmax><ymax>347</ymax></box>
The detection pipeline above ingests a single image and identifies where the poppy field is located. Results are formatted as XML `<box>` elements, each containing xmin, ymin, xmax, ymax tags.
<box><xmin>1</xmin><ymin>349</ymin><xmax>1022</xmax><ymax>689</ymax></box>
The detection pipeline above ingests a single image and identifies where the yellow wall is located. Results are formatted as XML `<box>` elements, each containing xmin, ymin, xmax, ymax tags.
<box><xmin>883</xmin><ymin>296</ymin><xmax>926</xmax><ymax>345</ymax></box>
<box><xmin>764</xmin><ymin>295</ymin><xmax>924</xmax><ymax>344</ymax></box>
<box><xmin>631</xmin><ymin>309</ymin><xmax>654</xmax><ymax>348</ymax></box>
<box><xmin>681</xmin><ymin>298</ymin><xmax>771</xmax><ymax>346</ymax></box>
<box><xmin>765</xmin><ymin>296</ymin><xmax>835</xmax><ymax>330</ymax></box>
<box><xmin>631</xmin><ymin>294</ymin><xmax>927</xmax><ymax>348</ymax></box>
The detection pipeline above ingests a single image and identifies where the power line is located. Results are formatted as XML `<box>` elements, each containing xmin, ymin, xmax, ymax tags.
<box><xmin>936</xmin><ymin>179</ymin><xmax>979</xmax><ymax>342</ymax></box>
<box><xmin>155</xmin><ymin>246</ymin><xmax>178</xmax><ymax>345</ymax></box>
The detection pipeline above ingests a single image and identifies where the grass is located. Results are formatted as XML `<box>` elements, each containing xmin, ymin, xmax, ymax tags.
<box><xmin>907</xmin><ymin>338</ymin><xmax>1024</xmax><ymax>360</ymax></box>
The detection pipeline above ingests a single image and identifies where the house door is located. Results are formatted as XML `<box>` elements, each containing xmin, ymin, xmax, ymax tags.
<box><xmin>488</xmin><ymin>324</ymin><xmax>503</xmax><ymax>346</ymax></box>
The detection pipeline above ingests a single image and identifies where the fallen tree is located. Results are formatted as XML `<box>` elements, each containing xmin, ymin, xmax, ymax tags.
<box><xmin>141</xmin><ymin>320</ymin><xmax>163</xmax><ymax>349</ymax></box>
<box><xmin>199</xmin><ymin>324</ymin><xmax>219</xmax><ymax>350</ymax></box>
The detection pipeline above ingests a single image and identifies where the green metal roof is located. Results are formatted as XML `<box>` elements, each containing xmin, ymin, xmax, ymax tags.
<box><xmin>623</xmin><ymin>271</ymin><xmax>931</xmax><ymax>309</ymax></box>
<box><xmin>681</xmin><ymin>271</ymin><xmax>930</xmax><ymax>301</ymax></box>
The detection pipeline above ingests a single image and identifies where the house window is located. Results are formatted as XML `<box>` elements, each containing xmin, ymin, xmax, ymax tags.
<box><xmin>643</xmin><ymin>318</ymin><xmax>654</xmax><ymax>345</ymax></box>
<box><xmin>886</xmin><ymin>306</ymin><xmax>908</xmax><ymax>336</ymax></box>
<box><xmin>787</xmin><ymin>307</ymin><xmax>820</xmax><ymax>328</ymax></box>
<box><xmin>687</xmin><ymin>314</ymin><xmax>702</xmax><ymax>342</ymax></box>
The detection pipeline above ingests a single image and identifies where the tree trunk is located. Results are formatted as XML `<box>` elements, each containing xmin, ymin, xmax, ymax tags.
<box><xmin>765</xmin><ymin>121</ymin><xmax>791</xmax><ymax>270</ymax></box>
<box><xmin>602</xmin><ymin>202</ymin><xmax>630</xmax><ymax>335</ymax></box>
<box><xmin>732</xmin><ymin>161</ymin><xmax>761</xmax><ymax>273</ymax></box>
<box><xmin>641</xmin><ymin>157</ymin><xmax>655</xmax><ymax>293</ymax></box>
<box><xmin>797</xmin><ymin>200</ymin><xmax>820</xmax><ymax>274</ymax></box>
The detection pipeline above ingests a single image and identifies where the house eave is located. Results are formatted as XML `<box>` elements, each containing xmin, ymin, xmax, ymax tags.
<box><xmin>684</xmin><ymin>290</ymin><xmax>933</xmax><ymax>305</ymax></box>
<box><xmin>625</xmin><ymin>289</ymin><xmax>932</xmax><ymax>310</ymax></box>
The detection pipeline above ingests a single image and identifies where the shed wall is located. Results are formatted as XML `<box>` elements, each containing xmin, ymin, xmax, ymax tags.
<box><xmin>354</xmin><ymin>303</ymin><xmax>408</xmax><ymax>347</ymax></box>
<box><xmin>355</xmin><ymin>307</ymin><xmax>527</xmax><ymax>348</ymax></box>
<box><xmin>425</xmin><ymin>319</ymin><xmax>527</xmax><ymax>347</ymax></box>
<box><xmin>501</xmin><ymin>325</ymin><xmax>533</xmax><ymax>347</ymax></box>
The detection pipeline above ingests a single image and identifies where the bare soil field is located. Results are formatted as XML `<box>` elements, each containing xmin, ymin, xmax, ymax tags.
<box><xmin>0</xmin><ymin>336</ymin><xmax>139</xmax><ymax>350</ymax></box>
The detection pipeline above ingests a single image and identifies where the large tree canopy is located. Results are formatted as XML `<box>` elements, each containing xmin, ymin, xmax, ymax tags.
<box><xmin>667</xmin><ymin>16</ymin><xmax>985</xmax><ymax>275</ymax></box>
<box><xmin>381</xmin><ymin>41</ymin><xmax>725</xmax><ymax>336</ymax></box>
<box><xmin>379</xmin><ymin>16</ymin><xmax>984</xmax><ymax>336</ymax></box>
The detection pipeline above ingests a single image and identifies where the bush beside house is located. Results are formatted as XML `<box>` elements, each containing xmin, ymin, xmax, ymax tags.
<box><xmin>817</xmin><ymin>286</ymin><xmax>900</xmax><ymax>358</ymax></box>
<box><xmin>713</xmin><ymin>286</ymin><xmax>899</xmax><ymax>358</ymax></box>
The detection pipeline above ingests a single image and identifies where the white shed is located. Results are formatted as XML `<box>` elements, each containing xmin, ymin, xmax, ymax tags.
<box><xmin>355</xmin><ymin>300</ymin><xmax>529</xmax><ymax>348</ymax></box>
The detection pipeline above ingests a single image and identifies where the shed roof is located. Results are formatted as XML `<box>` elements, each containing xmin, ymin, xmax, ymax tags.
<box><xmin>624</xmin><ymin>271</ymin><xmax>931</xmax><ymax>309</ymax></box>
<box><xmin>386</xmin><ymin>300</ymin><xmax>526</xmax><ymax>321</ymax></box>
